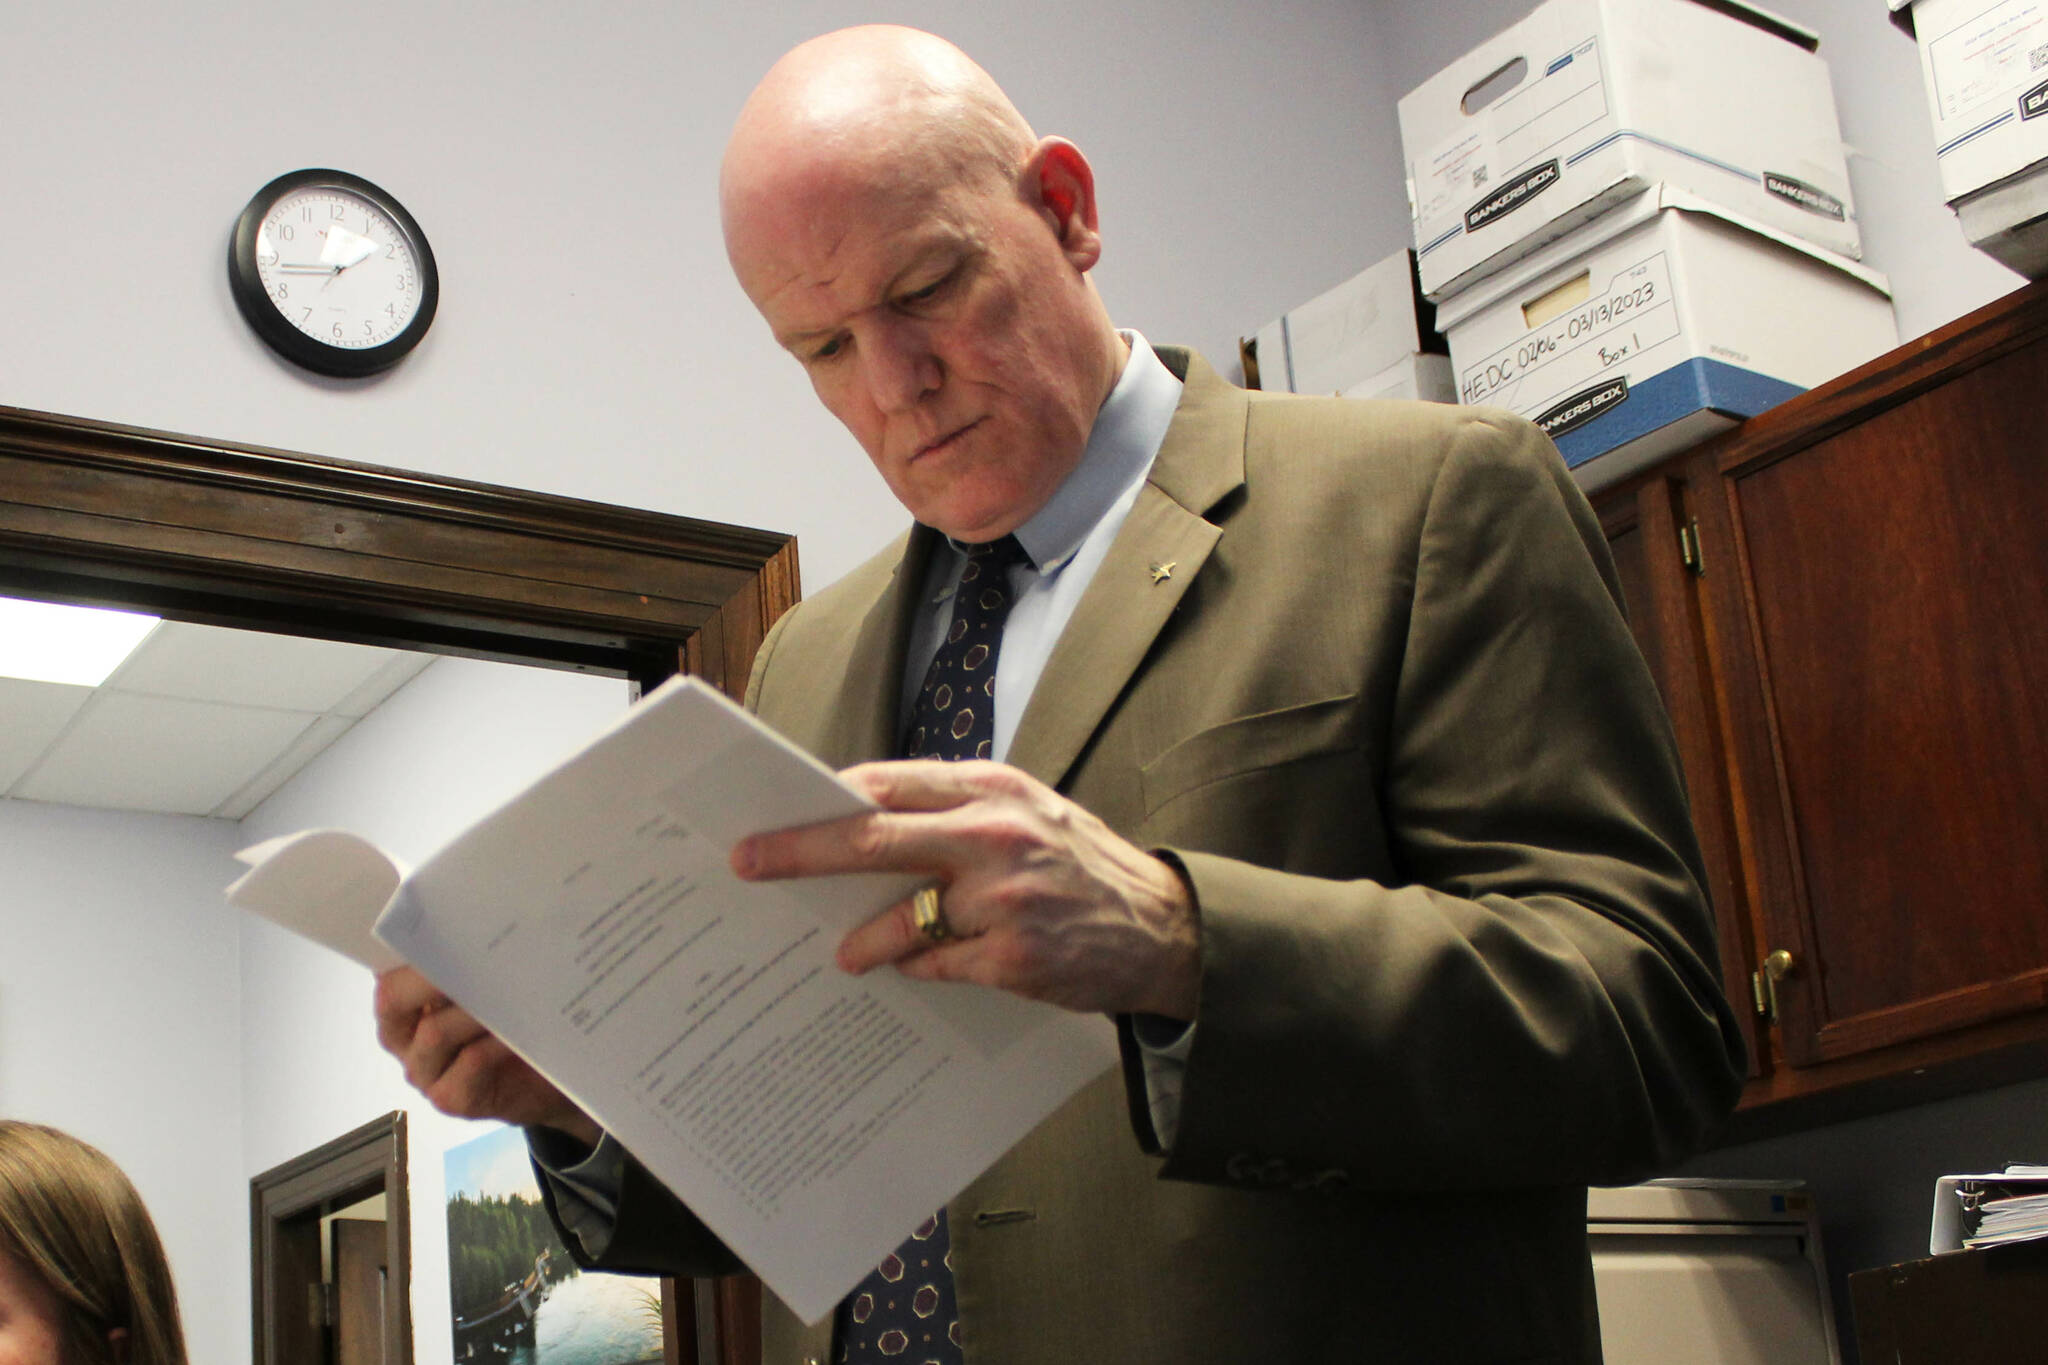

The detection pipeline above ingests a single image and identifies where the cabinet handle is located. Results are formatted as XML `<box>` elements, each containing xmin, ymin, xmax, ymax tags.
<box><xmin>1752</xmin><ymin>948</ymin><xmax>1796</xmax><ymax>1024</ymax></box>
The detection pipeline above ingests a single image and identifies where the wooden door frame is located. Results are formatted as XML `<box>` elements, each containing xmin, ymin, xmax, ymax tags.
<box><xmin>251</xmin><ymin>1113</ymin><xmax>411</xmax><ymax>1365</ymax></box>
<box><xmin>2</xmin><ymin>403</ymin><xmax>797</xmax><ymax>1364</ymax></box>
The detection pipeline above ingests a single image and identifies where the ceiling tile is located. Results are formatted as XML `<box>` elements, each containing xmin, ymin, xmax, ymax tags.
<box><xmin>106</xmin><ymin>621</ymin><xmax>416</xmax><ymax>711</ymax></box>
<box><xmin>212</xmin><ymin>713</ymin><xmax>359</xmax><ymax>820</ymax></box>
<box><xmin>15</xmin><ymin>692</ymin><xmax>319</xmax><ymax>816</ymax></box>
<box><xmin>0</xmin><ymin>677</ymin><xmax>92</xmax><ymax>791</ymax></box>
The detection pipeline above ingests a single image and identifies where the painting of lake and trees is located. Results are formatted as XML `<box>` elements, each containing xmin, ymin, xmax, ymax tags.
<box><xmin>444</xmin><ymin>1125</ymin><xmax>663</xmax><ymax>1365</ymax></box>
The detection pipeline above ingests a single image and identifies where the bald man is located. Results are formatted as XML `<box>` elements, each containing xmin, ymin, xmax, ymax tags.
<box><xmin>378</xmin><ymin>26</ymin><xmax>1746</xmax><ymax>1365</ymax></box>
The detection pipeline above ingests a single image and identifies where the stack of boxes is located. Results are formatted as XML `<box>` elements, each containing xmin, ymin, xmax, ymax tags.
<box><xmin>1890</xmin><ymin>0</ymin><xmax>2048</xmax><ymax>277</ymax></box>
<box><xmin>1395</xmin><ymin>0</ymin><xmax>1899</xmax><ymax>490</ymax></box>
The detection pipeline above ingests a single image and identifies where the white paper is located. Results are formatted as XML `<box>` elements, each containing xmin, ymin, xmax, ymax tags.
<box><xmin>228</xmin><ymin>675</ymin><xmax>1117</xmax><ymax>1323</ymax></box>
<box><xmin>227</xmin><ymin>830</ymin><xmax>409</xmax><ymax>972</ymax></box>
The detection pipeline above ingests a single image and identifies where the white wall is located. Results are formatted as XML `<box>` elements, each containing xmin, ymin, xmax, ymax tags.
<box><xmin>0</xmin><ymin>801</ymin><xmax>247</xmax><ymax>1365</ymax></box>
<box><xmin>3</xmin><ymin>4</ymin><xmax>2038</xmax><ymax>1365</ymax></box>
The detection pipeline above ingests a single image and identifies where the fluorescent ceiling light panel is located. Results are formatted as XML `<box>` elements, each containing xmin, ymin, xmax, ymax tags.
<box><xmin>0</xmin><ymin>595</ymin><xmax>161</xmax><ymax>686</ymax></box>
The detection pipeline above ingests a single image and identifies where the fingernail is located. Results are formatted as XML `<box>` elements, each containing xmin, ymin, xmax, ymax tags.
<box><xmin>730</xmin><ymin>839</ymin><xmax>757</xmax><ymax>878</ymax></box>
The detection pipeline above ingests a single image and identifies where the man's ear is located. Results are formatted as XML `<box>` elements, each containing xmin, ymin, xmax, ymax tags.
<box><xmin>1022</xmin><ymin>137</ymin><xmax>1103</xmax><ymax>271</ymax></box>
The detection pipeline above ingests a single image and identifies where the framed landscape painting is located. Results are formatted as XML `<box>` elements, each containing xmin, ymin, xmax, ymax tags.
<box><xmin>444</xmin><ymin>1126</ymin><xmax>663</xmax><ymax>1365</ymax></box>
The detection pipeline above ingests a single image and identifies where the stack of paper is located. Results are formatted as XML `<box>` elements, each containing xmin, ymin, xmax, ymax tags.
<box><xmin>226</xmin><ymin>675</ymin><xmax>1118</xmax><ymax>1322</ymax></box>
<box><xmin>1931</xmin><ymin>1164</ymin><xmax>2048</xmax><ymax>1254</ymax></box>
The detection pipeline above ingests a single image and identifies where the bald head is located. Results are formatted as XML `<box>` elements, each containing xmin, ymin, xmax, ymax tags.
<box><xmin>721</xmin><ymin>26</ymin><xmax>1036</xmax><ymax>256</ymax></box>
<box><xmin>718</xmin><ymin>26</ymin><xmax>1127</xmax><ymax>541</ymax></box>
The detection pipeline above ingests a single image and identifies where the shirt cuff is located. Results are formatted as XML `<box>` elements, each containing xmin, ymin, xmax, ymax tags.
<box><xmin>528</xmin><ymin>1128</ymin><xmax>627</xmax><ymax>1260</ymax></box>
<box><xmin>1130</xmin><ymin>1014</ymin><xmax>1195</xmax><ymax>1151</ymax></box>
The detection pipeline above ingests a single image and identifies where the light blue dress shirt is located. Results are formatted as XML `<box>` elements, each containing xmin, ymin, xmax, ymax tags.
<box><xmin>897</xmin><ymin>331</ymin><xmax>1182</xmax><ymax>761</ymax></box>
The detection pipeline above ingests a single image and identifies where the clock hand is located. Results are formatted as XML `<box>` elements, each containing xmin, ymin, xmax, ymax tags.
<box><xmin>321</xmin><ymin>225</ymin><xmax>380</xmax><ymax>272</ymax></box>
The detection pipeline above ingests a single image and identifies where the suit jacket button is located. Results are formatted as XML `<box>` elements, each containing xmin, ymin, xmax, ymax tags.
<box><xmin>1258</xmin><ymin>1158</ymin><xmax>1291</xmax><ymax>1187</ymax></box>
<box><xmin>1225</xmin><ymin>1152</ymin><xmax>1259</xmax><ymax>1183</ymax></box>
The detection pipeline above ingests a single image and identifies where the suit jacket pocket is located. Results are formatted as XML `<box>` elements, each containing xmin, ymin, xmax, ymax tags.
<box><xmin>1139</xmin><ymin>692</ymin><xmax>1358</xmax><ymax>818</ymax></box>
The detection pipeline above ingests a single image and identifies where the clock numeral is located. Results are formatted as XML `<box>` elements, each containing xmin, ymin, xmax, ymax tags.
<box><xmin>301</xmin><ymin>307</ymin><xmax>313</xmax><ymax>324</ymax></box>
<box><xmin>332</xmin><ymin>322</ymin><xmax>346</xmax><ymax>340</ymax></box>
<box><xmin>274</xmin><ymin>282</ymin><xmax>289</xmax><ymax>301</ymax></box>
<box><xmin>385</xmin><ymin>303</ymin><xmax>398</xmax><ymax>318</ymax></box>
<box><xmin>331</xmin><ymin>205</ymin><xmax>346</xmax><ymax>221</ymax></box>
<box><xmin>301</xmin><ymin>206</ymin><xmax>313</xmax><ymax>222</ymax></box>
<box><xmin>277</xmin><ymin>223</ymin><xmax>296</xmax><ymax>241</ymax></box>
<box><xmin>363</xmin><ymin>320</ymin><xmax>375</xmax><ymax>336</ymax></box>
<box><xmin>385</xmin><ymin>243</ymin><xmax>397</xmax><ymax>260</ymax></box>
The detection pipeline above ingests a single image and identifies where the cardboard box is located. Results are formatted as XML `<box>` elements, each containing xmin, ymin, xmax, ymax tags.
<box><xmin>1399</xmin><ymin>0</ymin><xmax>1861</xmax><ymax>301</ymax></box>
<box><xmin>1242</xmin><ymin>249</ymin><xmax>1446</xmax><ymax>396</ymax></box>
<box><xmin>1891</xmin><ymin>0</ymin><xmax>2048</xmax><ymax>204</ymax></box>
<box><xmin>1436</xmin><ymin>186</ymin><xmax>1896</xmax><ymax>490</ymax></box>
<box><xmin>1342</xmin><ymin>352</ymin><xmax>1457</xmax><ymax>404</ymax></box>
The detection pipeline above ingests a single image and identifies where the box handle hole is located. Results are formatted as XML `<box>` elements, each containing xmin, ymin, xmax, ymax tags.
<box><xmin>1462</xmin><ymin>56</ymin><xmax>1528</xmax><ymax>116</ymax></box>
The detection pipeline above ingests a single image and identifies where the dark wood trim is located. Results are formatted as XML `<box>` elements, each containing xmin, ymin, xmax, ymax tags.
<box><xmin>0</xmin><ymin>404</ymin><xmax>799</xmax><ymax>700</ymax></box>
<box><xmin>250</xmin><ymin>1112</ymin><xmax>411</xmax><ymax>1365</ymax></box>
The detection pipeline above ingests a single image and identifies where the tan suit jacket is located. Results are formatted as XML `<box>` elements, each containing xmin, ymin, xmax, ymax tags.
<box><xmin>574</xmin><ymin>349</ymin><xmax>1747</xmax><ymax>1365</ymax></box>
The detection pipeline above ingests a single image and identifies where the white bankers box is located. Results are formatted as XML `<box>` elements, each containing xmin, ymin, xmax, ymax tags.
<box><xmin>1891</xmin><ymin>0</ymin><xmax>2048</xmax><ymax>276</ymax></box>
<box><xmin>1399</xmin><ymin>0</ymin><xmax>1861</xmax><ymax>301</ymax></box>
<box><xmin>1436</xmin><ymin>188</ymin><xmax>1896</xmax><ymax>490</ymax></box>
<box><xmin>1244</xmin><ymin>249</ymin><xmax>1455</xmax><ymax>403</ymax></box>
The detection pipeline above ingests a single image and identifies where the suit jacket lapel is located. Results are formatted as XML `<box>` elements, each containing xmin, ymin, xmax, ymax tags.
<box><xmin>1005</xmin><ymin>348</ymin><xmax>1248</xmax><ymax>789</ymax></box>
<box><xmin>824</xmin><ymin>525</ymin><xmax>940</xmax><ymax>766</ymax></box>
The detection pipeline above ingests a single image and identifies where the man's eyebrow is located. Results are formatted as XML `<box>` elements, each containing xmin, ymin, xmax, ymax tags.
<box><xmin>772</xmin><ymin>249</ymin><xmax>965</xmax><ymax>351</ymax></box>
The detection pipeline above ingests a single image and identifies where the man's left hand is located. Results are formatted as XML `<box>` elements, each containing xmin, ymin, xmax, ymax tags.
<box><xmin>731</xmin><ymin>759</ymin><xmax>1200</xmax><ymax>1020</ymax></box>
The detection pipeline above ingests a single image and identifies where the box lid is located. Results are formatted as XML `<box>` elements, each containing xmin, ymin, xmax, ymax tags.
<box><xmin>1434</xmin><ymin>183</ymin><xmax>1890</xmax><ymax>333</ymax></box>
<box><xmin>1698</xmin><ymin>0</ymin><xmax>1821</xmax><ymax>52</ymax></box>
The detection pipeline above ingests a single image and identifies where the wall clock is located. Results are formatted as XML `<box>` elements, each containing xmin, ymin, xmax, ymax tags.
<box><xmin>228</xmin><ymin>169</ymin><xmax>439</xmax><ymax>377</ymax></box>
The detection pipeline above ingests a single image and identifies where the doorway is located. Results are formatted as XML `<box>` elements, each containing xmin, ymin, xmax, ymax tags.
<box><xmin>251</xmin><ymin>1112</ymin><xmax>410</xmax><ymax>1365</ymax></box>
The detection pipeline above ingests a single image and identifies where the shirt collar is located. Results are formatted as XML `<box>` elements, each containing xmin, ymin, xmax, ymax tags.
<box><xmin>942</xmin><ymin>331</ymin><xmax>1183</xmax><ymax>573</ymax></box>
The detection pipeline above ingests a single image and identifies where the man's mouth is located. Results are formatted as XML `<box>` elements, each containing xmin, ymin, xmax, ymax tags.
<box><xmin>913</xmin><ymin>418</ymin><xmax>982</xmax><ymax>460</ymax></box>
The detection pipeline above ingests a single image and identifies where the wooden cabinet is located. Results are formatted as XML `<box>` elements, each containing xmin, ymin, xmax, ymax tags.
<box><xmin>1593</xmin><ymin>279</ymin><xmax>2048</xmax><ymax>1141</ymax></box>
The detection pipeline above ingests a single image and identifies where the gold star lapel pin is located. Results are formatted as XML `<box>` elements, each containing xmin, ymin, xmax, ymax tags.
<box><xmin>1149</xmin><ymin>561</ymin><xmax>1177</xmax><ymax>584</ymax></box>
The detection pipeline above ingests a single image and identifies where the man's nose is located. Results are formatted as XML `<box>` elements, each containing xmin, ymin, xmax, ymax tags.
<box><xmin>862</xmin><ymin>320</ymin><xmax>942</xmax><ymax>413</ymax></box>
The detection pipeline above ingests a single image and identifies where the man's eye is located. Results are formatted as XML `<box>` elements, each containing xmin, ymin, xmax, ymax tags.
<box><xmin>811</xmin><ymin>336</ymin><xmax>847</xmax><ymax>361</ymax></box>
<box><xmin>902</xmin><ymin>276</ymin><xmax>949</xmax><ymax>305</ymax></box>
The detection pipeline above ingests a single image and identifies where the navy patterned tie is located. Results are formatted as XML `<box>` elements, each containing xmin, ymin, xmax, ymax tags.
<box><xmin>835</xmin><ymin>534</ymin><xmax>1029</xmax><ymax>1363</ymax></box>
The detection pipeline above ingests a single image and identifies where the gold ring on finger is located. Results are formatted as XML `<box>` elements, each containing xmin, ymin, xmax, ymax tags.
<box><xmin>911</xmin><ymin>885</ymin><xmax>952</xmax><ymax>943</ymax></box>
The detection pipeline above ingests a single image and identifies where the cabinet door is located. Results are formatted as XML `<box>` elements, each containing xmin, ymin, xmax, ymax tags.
<box><xmin>1688</xmin><ymin>322</ymin><xmax>2048</xmax><ymax>1069</ymax></box>
<box><xmin>1598</xmin><ymin>476</ymin><xmax>1765</xmax><ymax>1080</ymax></box>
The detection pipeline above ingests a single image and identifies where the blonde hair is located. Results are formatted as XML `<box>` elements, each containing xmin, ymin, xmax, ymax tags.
<box><xmin>0</xmin><ymin>1121</ymin><xmax>188</xmax><ymax>1365</ymax></box>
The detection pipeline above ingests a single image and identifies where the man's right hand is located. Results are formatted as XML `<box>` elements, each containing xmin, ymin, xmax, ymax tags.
<box><xmin>374</xmin><ymin>966</ymin><xmax>602</xmax><ymax>1149</ymax></box>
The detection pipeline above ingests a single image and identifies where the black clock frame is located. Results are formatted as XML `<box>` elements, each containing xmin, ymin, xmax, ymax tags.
<box><xmin>228</xmin><ymin>168</ymin><xmax>440</xmax><ymax>378</ymax></box>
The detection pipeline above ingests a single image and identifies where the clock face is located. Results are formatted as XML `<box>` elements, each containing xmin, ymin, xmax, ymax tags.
<box><xmin>229</xmin><ymin>169</ymin><xmax>439</xmax><ymax>377</ymax></box>
<box><xmin>253</xmin><ymin>187</ymin><xmax>424</xmax><ymax>350</ymax></box>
